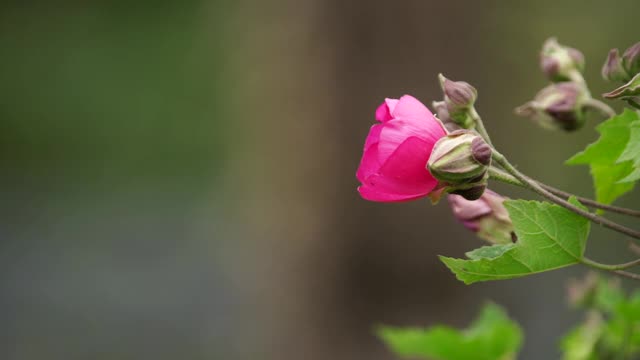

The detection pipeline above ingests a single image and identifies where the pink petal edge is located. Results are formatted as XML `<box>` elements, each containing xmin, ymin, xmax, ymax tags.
<box><xmin>357</xmin><ymin>137</ymin><xmax>438</xmax><ymax>202</ymax></box>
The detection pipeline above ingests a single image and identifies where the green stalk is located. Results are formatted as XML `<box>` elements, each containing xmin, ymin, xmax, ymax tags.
<box><xmin>580</xmin><ymin>257</ymin><xmax>640</xmax><ymax>271</ymax></box>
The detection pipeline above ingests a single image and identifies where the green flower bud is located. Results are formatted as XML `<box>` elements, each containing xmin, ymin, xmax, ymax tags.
<box><xmin>622</xmin><ymin>41</ymin><xmax>640</xmax><ymax>77</ymax></box>
<box><xmin>540</xmin><ymin>37</ymin><xmax>585</xmax><ymax>82</ymax></box>
<box><xmin>438</xmin><ymin>74</ymin><xmax>478</xmax><ymax>129</ymax></box>
<box><xmin>515</xmin><ymin>82</ymin><xmax>589</xmax><ymax>131</ymax></box>
<box><xmin>601</xmin><ymin>48</ymin><xmax>629</xmax><ymax>82</ymax></box>
<box><xmin>427</xmin><ymin>130</ymin><xmax>491</xmax><ymax>200</ymax></box>
<box><xmin>603</xmin><ymin>72</ymin><xmax>640</xmax><ymax>108</ymax></box>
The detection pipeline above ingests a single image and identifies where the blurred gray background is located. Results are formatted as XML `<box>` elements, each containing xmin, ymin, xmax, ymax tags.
<box><xmin>0</xmin><ymin>1</ymin><xmax>638</xmax><ymax>359</ymax></box>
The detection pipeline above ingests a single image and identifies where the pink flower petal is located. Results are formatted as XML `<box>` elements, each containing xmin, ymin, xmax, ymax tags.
<box><xmin>363</xmin><ymin>124</ymin><xmax>382</xmax><ymax>151</ymax></box>
<box><xmin>358</xmin><ymin>184</ymin><xmax>427</xmax><ymax>202</ymax></box>
<box><xmin>375</xmin><ymin>98</ymin><xmax>399</xmax><ymax>122</ymax></box>
<box><xmin>358</xmin><ymin>137</ymin><xmax>438</xmax><ymax>202</ymax></box>
<box><xmin>378</xmin><ymin>136</ymin><xmax>438</xmax><ymax>189</ymax></box>
<box><xmin>385</xmin><ymin>98</ymin><xmax>398</xmax><ymax>115</ymax></box>
<box><xmin>377</xmin><ymin>118</ymin><xmax>445</xmax><ymax>162</ymax></box>
<box><xmin>356</xmin><ymin>143</ymin><xmax>381</xmax><ymax>183</ymax></box>
<box><xmin>391</xmin><ymin>95</ymin><xmax>433</xmax><ymax>121</ymax></box>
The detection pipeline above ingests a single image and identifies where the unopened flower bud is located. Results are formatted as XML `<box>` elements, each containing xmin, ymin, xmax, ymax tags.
<box><xmin>622</xmin><ymin>41</ymin><xmax>640</xmax><ymax>77</ymax></box>
<box><xmin>601</xmin><ymin>49</ymin><xmax>629</xmax><ymax>82</ymax></box>
<box><xmin>603</xmin><ymin>73</ymin><xmax>640</xmax><ymax>108</ymax></box>
<box><xmin>432</xmin><ymin>100</ymin><xmax>460</xmax><ymax>132</ymax></box>
<box><xmin>515</xmin><ymin>82</ymin><xmax>589</xmax><ymax>131</ymax></box>
<box><xmin>540</xmin><ymin>38</ymin><xmax>585</xmax><ymax>82</ymax></box>
<box><xmin>448</xmin><ymin>190</ymin><xmax>515</xmax><ymax>244</ymax></box>
<box><xmin>439</xmin><ymin>74</ymin><xmax>478</xmax><ymax>108</ymax></box>
<box><xmin>427</xmin><ymin>131</ymin><xmax>491</xmax><ymax>199</ymax></box>
<box><xmin>438</xmin><ymin>74</ymin><xmax>478</xmax><ymax>129</ymax></box>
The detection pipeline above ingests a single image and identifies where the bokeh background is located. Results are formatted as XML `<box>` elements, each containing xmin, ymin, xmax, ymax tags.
<box><xmin>0</xmin><ymin>1</ymin><xmax>639</xmax><ymax>359</ymax></box>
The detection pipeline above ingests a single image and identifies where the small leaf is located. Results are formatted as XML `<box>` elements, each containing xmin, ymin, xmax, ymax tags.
<box><xmin>618</xmin><ymin>121</ymin><xmax>640</xmax><ymax>182</ymax></box>
<box><xmin>377</xmin><ymin>303</ymin><xmax>522</xmax><ymax>360</ymax></box>
<box><xmin>567</xmin><ymin>109</ymin><xmax>640</xmax><ymax>204</ymax></box>
<box><xmin>440</xmin><ymin>198</ymin><xmax>589</xmax><ymax>284</ymax></box>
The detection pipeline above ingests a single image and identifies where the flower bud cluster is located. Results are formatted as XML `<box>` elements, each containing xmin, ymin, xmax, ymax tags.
<box><xmin>517</xmin><ymin>38</ymin><xmax>593</xmax><ymax>132</ymax></box>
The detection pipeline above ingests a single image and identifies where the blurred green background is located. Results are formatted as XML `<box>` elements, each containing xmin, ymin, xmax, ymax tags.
<box><xmin>0</xmin><ymin>1</ymin><xmax>638</xmax><ymax>359</ymax></box>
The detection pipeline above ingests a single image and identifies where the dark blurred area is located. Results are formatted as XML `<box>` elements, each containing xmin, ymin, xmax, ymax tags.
<box><xmin>0</xmin><ymin>1</ymin><xmax>638</xmax><ymax>359</ymax></box>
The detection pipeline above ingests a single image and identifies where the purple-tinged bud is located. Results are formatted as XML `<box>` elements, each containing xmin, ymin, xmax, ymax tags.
<box><xmin>540</xmin><ymin>37</ymin><xmax>585</xmax><ymax>82</ymax></box>
<box><xmin>603</xmin><ymin>73</ymin><xmax>640</xmax><ymax>108</ymax></box>
<box><xmin>515</xmin><ymin>82</ymin><xmax>589</xmax><ymax>131</ymax></box>
<box><xmin>448</xmin><ymin>190</ymin><xmax>515</xmax><ymax>244</ymax></box>
<box><xmin>568</xmin><ymin>48</ymin><xmax>585</xmax><ymax>70</ymax></box>
<box><xmin>432</xmin><ymin>100</ymin><xmax>460</xmax><ymax>132</ymax></box>
<box><xmin>622</xmin><ymin>41</ymin><xmax>640</xmax><ymax>77</ymax></box>
<box><xmin>601</xmin><ymin>49</ymin><xmax>629</xmax><ymax>82</ymax></box>
<box><xmin>438</xmin><ymin>74</ymin><xmax>478</xmax><ymax>129</ymax></box>
<box><xmin>439</xmin><ymin>74</ymin><xmax>478</xmax><ymax>108</ymax></box>
<box><xmin>471</xmin><ymin>136</ymin><xmax>492</xmax><ymax>166</ymax></box>
<box><xmin>427</xmin><ymin>130</ymin><xmax>491</xmax><ymax>200</ymax></box>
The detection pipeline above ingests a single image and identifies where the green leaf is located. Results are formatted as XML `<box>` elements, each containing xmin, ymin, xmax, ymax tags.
<box><xmin>562</xmin><ymin>276</ymin><xmax>640</xmax><ymax>359</ymax></box>
<box><xmin>567</xmin><ymin>109</ymin><xmax>640</xmax><ymax>204</ymax></box>
<box><xmin>618</xmin><ymin>121</ymin><xmax>640</xmax><ymax>182</ymax></box>
<box><xmin>560</xmin><ymin>312</ymin><xmax>603</xmax><ymax>360</ymax></box>
<box><xmin>592</xmin><ymin>278</ymin><xmax>625</xmax><ymax>313</ymax></box>
<box><xmin>601</xmin><ymin>293</ymin><xmax>640</xmax><ymax>357</ymax></box>
<box><xmin>465</xmin><ymin>244</ymin><xmax>515</xmax><ymax>260</ymax></box>
<box><xmin>440</xmin><ymin>198</ymin><xmax>589</xmax><ymax>284</ymax></box>
<box><xmin>377</xmin><ymin>303</ymin><xmax>522</xmax><ymax>360</ymax></box>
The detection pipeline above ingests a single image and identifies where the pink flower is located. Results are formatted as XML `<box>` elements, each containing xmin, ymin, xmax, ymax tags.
<box><xmin>356</xmin><ymin>95</ymin><xmax>446</xmax><ymax>202</ymax></box>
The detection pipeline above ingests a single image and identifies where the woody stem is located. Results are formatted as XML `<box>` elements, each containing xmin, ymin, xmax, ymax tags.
<box><xmin>492</xmin><ymin>151</ymin><xmax>640</xmax><ymax>241</ymax></box>
<box><xmin>488</xmin><ymin>167</ymin><xmax>640</xmax><ymax>218</ymax></box>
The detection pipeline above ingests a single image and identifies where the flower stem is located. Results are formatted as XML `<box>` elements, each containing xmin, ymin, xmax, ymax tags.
<box><xmin>568</xmin><ymin>68</ymin><xmax>587</xmax><ymax>87</ymax></box>
<box><xmin>492</xmin><ymin>151</ymin><xmax>640</xmax><ymax>241</ymax></box>
<box><xmin>613</xmin><ymin>270</ymin><xmax>640</xmax><ymax>281</ymax></box>
<box><xmin>581</xmin><ymin>257</ymin><xmax>640</xmax><ymax>271</ymax></box>
<box><xmin>488</xmin><ymin>167</ymin><xmax>640</xmax><ymax>218</ymax></box>
<box><xmin>488</xmin><ymin>167</ymin><xmax>522</xmax><ymax>186</ymax></box>
<box><xmin>469</xmin><ymin>107</ymin><xmax>494</xmax><ymax>147</ymax></box>
<box><xmin>584</xmin><ymin>98</ymin><xmax>616</xmax><ymax>118</ymax></box>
